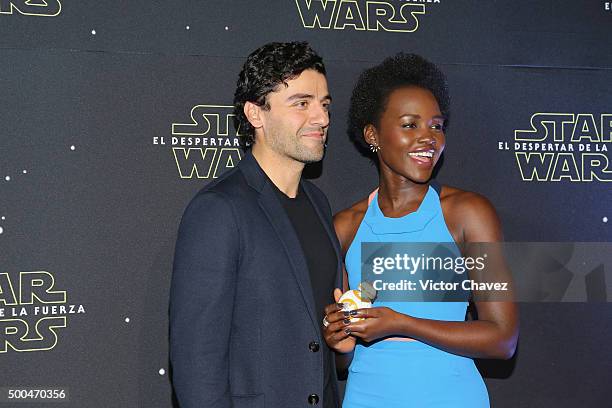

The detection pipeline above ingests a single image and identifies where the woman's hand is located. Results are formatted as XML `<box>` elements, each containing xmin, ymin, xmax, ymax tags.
<box><xmin>322</xmin><ymin>289</ymin><xmax>356</xmax><ymax>354</ymax></box>
<box><xmin>348</xmin><ymin>307</ymin><xmax>403</xmax><ymax>343</ymax></box>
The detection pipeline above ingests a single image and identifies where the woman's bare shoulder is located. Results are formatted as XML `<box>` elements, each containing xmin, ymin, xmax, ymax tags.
<box><xmin>333</xmin><ymin>197</ymin><xmax>369</xmax><ymax>253</ymax></box>
<box><xmin>440</xmin><ymin>185</ymin><xmax>496</xmax><ymax>214</ymax></box>
<box><xmin>439</xmin><ymin>185</ymin><xmax>502</xmax><ymax>242</ymax></box>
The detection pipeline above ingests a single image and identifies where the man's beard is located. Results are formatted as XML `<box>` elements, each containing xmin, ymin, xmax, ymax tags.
<box><xmin>291</xmin><ymin>138</ymin><xmax>325</xmax><ymax>163</ymax></box>
<box><xmin>267</xmin><ymin>128</ymin><xmax>326</xmax><ymax>164</ymax></box>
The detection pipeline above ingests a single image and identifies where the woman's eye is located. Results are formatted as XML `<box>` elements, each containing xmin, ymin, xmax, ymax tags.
<box><xmin>401</xmin><ymin>123</ymin><xmax>417</xmax><ymax>129</ymax></box>
<box><xmin>431</xmin><ymin>123</ymin><xmax>445</xmax><ymax>131</ymax></box>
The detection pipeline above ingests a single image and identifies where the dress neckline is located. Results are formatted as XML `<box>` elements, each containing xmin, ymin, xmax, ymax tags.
<box><xmin>363</xmin><ymin>186</ymin><xmax>439</xmax><ymax>234</ymax></box>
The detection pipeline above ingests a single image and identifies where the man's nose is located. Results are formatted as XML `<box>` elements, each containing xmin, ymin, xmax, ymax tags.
<box><xmin>310</xmin><ymin>102</ymin><xmax>330</xmax><ymax>128</ymax></box>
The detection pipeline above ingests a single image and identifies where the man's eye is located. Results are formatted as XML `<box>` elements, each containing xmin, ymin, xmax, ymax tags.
<box><xmin>295</xmin><ymin>101</ymin><xmax>308</xmax><ymax>108</ymax></box>
<box><xmin>322</xmin><ymin>103</ymin><xmax>331</xmax><ymax>111</ymax></box>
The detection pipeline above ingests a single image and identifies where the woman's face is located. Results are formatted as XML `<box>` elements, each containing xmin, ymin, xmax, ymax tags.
<box><xmin>368</xmin><ymin>86</ymin><xmax>446</xmax><ymax>184</ymax></box>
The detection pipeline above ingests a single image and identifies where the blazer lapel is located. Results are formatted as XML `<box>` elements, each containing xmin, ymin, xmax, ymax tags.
<box><xmin>257</xmin><ymin>183</ymin><xmax>320</xmax><ymax>331</ymax></box>
<box><xmin>239</xmin><ymin>152</ymin><xmax>319</xmax><ymax>331</ymax></box>
<box><xmin>301</xmin><ymin>182</ymin><xmax>343</xmax><ymax>290</ymax></box>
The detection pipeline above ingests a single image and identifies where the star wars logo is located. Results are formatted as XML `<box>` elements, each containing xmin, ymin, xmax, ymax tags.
<box><xmin>0</xmin><ymin>0</ymin><xmax>62</xmax><ymax>17</ymax></box>
<box><xmin>498</xmin><ymin>113</ymin><xmax>611</xmax><ymax>182</ymax></box>
<box><xmin>153</xmin><ymin>105</ymin><xmax>242</xmax><ymax>179</ymax></box>
<box><xmin>0</xmin><ymin>271</ymin><xmax>85</xmax><ymax>353</ymax></box>
<box><xmin>295</xmin><ymin>0</ymin><xmax>440</xmax><ymax>32</ymax></box>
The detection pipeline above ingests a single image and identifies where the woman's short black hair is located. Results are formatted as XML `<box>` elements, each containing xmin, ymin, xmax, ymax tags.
<box><xmin>347</xmin><ymin>53</ymin><xmax>450</xmax><ymax>154</ymax></box>
<box><xmin>233</xmin><ymin>41</ymin><xmax>326</xmax><ymax>149</ymax></box>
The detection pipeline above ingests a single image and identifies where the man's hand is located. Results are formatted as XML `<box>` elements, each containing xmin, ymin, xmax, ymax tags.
<box><xmin>322</xmin><ymin>289</ymin><xmax>356</xmax><ymax>354</ymax></box>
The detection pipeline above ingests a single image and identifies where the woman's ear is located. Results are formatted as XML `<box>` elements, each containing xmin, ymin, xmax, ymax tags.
<box><xmin>364</xmin><ymin>124</ymin><xmax>378</xmax><ymax>146</ymax></box>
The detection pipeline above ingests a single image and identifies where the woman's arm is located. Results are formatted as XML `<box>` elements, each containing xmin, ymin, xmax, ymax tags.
<box><xmin>348</xmin><ymin>192</ymin><xmax>519</xmax><ymax>359</ymax></box>
<box><xmin>349</xmin><ymin>303</ymin><xmax>517</xmax><ymax>359</ymax></box>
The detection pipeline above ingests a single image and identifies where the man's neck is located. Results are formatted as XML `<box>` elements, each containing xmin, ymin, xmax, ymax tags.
<box><xmin>251</xmin><ymin>144</ymin><xmax>304</xmax><ymax>198</ymax></box>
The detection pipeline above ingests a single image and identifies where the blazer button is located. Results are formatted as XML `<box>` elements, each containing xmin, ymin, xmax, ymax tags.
<box><xmin>308</xmin><ymin>341</ymin><xmax>320</xmax><ymax>352</ymax></box>
<box><xmin>308</xmin><ymin>394</ymin><xmax>319</xmax><ymax>405</ymax></box>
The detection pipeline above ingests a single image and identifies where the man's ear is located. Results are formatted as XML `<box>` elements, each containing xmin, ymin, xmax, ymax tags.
<box><xmin>244</xmin><ymin>101</ymin><xmax>264</xmax><ymax>129</ymax></box>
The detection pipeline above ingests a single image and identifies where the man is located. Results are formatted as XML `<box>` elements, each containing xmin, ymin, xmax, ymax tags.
<box><xmin>170</xmin><ymin>42</ymin><xmax>342</xmax><ymax>408</ymax></box>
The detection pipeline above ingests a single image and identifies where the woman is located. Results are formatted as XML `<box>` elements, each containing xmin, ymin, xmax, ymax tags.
<box><xmin>322</xmin><ymin>54</ymin><xmax>519</xmax><ymax>407</ymax></box>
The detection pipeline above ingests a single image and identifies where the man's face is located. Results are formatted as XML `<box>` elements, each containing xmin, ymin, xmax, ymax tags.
<box><xmin>257</xmin><ymin>69</ymin><xmax>331</xmax><ymax>164</ymax></box>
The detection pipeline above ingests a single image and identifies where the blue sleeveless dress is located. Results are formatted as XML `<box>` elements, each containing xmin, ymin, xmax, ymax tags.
<box><xmin>343</xmin><ymin>186</ymin><xmax>489</xmax><ymax>408</ymax></box>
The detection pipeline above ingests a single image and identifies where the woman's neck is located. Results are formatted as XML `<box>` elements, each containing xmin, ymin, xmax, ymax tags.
<box><xmin>377</xmin><ymin>170</ymin><xmax>429</xmax><ymax>216</ymax></box>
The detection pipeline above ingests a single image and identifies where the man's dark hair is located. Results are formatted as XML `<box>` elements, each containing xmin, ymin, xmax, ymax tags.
<box><xmin>233</xmin><ymin>41</ymin><xmax>326</xmax><ymax>149</ymax></box>
<box><xmin>347</xmin><ymin>53</ymin><xmax>450</xmax><ymax>155</ymax></box>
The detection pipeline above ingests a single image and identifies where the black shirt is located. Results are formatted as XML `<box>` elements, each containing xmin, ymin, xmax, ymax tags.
<box><xmin>274</xmin><ymin>182</ymin><xmax>338</xmax><ymax>408</ymax></box>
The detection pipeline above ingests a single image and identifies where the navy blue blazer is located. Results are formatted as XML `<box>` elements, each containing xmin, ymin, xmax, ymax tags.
<box><xmin>170</xmin><ymin>151</ymin><xmax>343</xmax><ymax>408</ymax></box>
